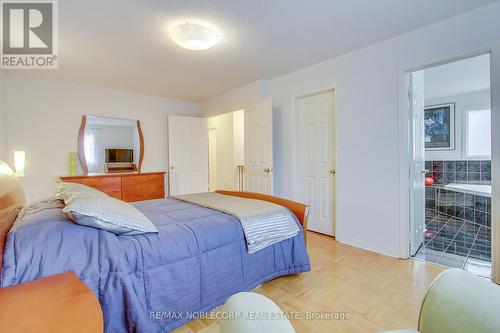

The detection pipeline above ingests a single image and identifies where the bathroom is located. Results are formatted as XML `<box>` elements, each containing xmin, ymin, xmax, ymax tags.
<box><xmin>413</xmin><ymin>54</ymin><xmax>492</xmax><ymax>276</ymax></box>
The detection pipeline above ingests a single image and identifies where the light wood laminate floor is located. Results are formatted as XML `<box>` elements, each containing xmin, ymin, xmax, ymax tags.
<box><xmin>174</xmin><ymin>231</ymin><xmax>445</xmax><ymax>333</ymax></box>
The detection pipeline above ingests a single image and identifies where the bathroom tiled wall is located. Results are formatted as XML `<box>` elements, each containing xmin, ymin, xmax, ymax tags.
<box><xmin>426</xmin><ymin>187</ymin><xmax>491</xmax><ymax>227</ymax></box>
<box><xmin>425</xmin><ymin>160</ymin><xmax>491</xmax><ymax>185</ymax></box>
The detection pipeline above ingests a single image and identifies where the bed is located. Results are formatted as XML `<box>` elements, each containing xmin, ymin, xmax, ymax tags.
<box><xmin>0</xmin><ymin>174</ymin><xmax>310</xmax><ymax>333</ymax></box>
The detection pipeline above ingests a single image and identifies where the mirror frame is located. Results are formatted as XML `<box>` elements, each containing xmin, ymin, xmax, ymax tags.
<box><xmin>77</xmin><ymin>115</ymin><xmax>144</xmax><ymax>174</ymax></box>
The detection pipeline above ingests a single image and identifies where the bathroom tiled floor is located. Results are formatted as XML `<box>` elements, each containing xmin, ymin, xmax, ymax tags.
<box><xmin>413</xmin><ymin>210</ymin><xmax>491</xmax><ymax>277</ymax></box>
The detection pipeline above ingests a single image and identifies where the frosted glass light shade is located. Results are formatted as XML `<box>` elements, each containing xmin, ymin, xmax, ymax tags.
<box><xmin>170</xmin><ymin>23</ymin><xmax>220</xmax><ymax>51</ymax></box>
<box><xmin>14</xmin><ymin>151</ymin><xmax>25</xmax><ymax>177</ymax></box>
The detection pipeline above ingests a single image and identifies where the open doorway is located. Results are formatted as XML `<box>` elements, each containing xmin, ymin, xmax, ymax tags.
<box><xmin>207</xmin><ymin>110</ymin><xmax>245</xmax><ymax>191</ymax></box>
<box><xmin>206</xmin><ymin>99</ymin><xmax>274</xmax><ymax>195</ymax></box>
<box><xmin>408</xmin><ymin>54</ymin><xmax>492</xmax><ymax>277</ymax></box>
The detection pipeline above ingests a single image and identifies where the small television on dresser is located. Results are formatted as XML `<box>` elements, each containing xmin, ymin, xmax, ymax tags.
<box><xmin>105</xmin><ymin>149</ymin><xmax>134</xmax><ymax>163</ymax></box>
<box><xmin>105</xmin><ymin>149</ymin><xmax>136</xmax><ymax>173</ymax></box>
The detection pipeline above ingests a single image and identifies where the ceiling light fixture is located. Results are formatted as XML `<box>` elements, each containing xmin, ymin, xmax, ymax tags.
<box><xmin>169</xmin><ymin>22</ymin><xmax>220</xmax><ymax>51</ymax></box>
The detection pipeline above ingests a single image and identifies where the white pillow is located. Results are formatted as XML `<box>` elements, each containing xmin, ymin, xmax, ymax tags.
<box><xmin>63</xmin><ymin>193</ymin><xmax>158</xmax><ymax>235</ymax></box>
<box><xmin>56</xmin><ymin>182</ymin><xmax>105</xmax><ymax>202</ymax></box>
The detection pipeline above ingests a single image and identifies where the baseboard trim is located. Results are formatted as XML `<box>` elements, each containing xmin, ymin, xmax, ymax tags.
<box><xmin>336</xmin><ymin>235</ymin><xmax>399</xmax><ymax>258</ymax></box>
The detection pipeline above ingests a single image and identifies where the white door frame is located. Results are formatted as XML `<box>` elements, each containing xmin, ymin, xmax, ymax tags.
<box><xmin>295</xmin><ymin>88</ymin><xmax>338</xmax><ymax>237</ymax></box>
<box><xmin>397</xmin><ymin>49</ymin><xmax>497</xmax><ymax>276</ymax></box>
<box><xmin>490</xmin><ymin>44</ymin><xmax>500</xmax><ymax>284</ymax></box>
<box><xmin>208</xmin><ymin>127</ymin><xmax>217</xmax><ymax>192</ymax></box>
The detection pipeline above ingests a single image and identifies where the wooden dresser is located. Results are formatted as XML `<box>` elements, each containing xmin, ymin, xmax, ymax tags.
<box><xmin>60</xmin><ymin>172</ymin><xmax>166</xmax><ymax>202</ymax></box>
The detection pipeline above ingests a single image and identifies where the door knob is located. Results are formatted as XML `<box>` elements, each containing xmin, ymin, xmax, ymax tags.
<box><xmin>329</xmin><ymin>169</ymin><xmax>336</xmax><ymax>175</ymax></box>
<box><xmin>170</xmin><ymin>166</ymin><xmax>175</xmax><ymax>170</ymax></box>
<box><xmin>264</xmin><ymin>168</ymin><xmax>271</xmax><ymax>173</ymax></box>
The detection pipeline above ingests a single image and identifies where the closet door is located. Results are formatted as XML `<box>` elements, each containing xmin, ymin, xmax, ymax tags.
<box><xmin>168</xmin><ymin>116</ymin><xmax>208</xmax><ymax>195</ymax></box>
<box><xmin>298</xmin><ymin>91</ymin><xmax>335</xmax><ymax>236</ymax></box>
<box><xmin>244</xmin><ymin>98</ymin><xmax>273</xmax><ymax>195</ymax></box>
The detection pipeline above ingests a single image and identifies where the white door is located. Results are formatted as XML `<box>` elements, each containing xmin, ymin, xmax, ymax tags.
<box><xmin>244</xmin><ymin>99</ymin><xmax>273</xmax><ymax>194</ymax></box>
<box><xmin>208</xmin><ymin>128</ymin><xmax>218</xmax><ymax>192</ymax></box>
<box><xmin>168</xmin><ymin>116</ymin><xmax>208</xmax><ymax>196</ymax></box>
<box><xmin>298</xmin><ymin>91</ymin><xmax>335</xmax><ymax>236</ymax></box>
<box><xmin>409</xmin><ymin>71</ymin><xmax>426</xmax><ymax>255</ymax></box>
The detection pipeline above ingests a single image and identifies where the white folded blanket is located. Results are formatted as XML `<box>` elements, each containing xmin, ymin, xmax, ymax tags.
<box><xmin>174</xmin><ymin>192</ymin><xmax>300</xmax><ymax>254</ymax></box>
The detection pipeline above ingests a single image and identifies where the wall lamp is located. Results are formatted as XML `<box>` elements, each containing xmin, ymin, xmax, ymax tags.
<box><xmin>14</xmin><ymin>151</ymin><xmax>25</xmax><ymax>178</ymax></box>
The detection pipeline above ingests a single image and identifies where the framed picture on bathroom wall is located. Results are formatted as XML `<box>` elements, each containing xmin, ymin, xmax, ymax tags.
<box><xmin>424</xmin><ymin>102</ymin><xmax>455</xmax><ymax>150</ymax></box>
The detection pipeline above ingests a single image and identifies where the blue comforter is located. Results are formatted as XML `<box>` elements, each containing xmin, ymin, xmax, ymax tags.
<box><xmin>1</xmin><ymin>198</ymin><xmax>310</xmax><ymax>332</ymax></box>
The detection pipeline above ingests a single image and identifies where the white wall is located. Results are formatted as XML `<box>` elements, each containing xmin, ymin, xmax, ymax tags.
<box><xmin>201</xmin><ymin>81</ymin><xmax>269</xmax><ymax>116</ymax></box>
<box><xmin>200</xmin><ymin>2</ymin><xmax>500</xmax><ymax>257</ymax></box>
<box><xmin>3</xmin><ymin>75</ymin><xmax>198</xmax><ymax>201</ymax></box>
<box><xmin>425</xmin><ymin>89</ymin><xmax>491</xmax><ymax>161</ymax></box>
<box><xmin>233</xmin><ymin>110</ymin><xmax>245</xmax><ymax>166</ymax></box>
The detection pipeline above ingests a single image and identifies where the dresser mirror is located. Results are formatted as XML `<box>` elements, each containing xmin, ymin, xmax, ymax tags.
<box><xmin>78</xmin><ymin>116</ymin><xmax>144</xmax><ymax>174</ymax></box>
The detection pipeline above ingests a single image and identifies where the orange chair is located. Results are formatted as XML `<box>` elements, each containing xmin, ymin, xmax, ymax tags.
<box><xmin>0</xmin><ymin>272</ymin><xmax>103</xmax><ymax>333</ymax></box>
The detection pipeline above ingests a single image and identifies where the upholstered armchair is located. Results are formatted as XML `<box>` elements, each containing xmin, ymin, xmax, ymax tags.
<box><xmin>382</xmin><ymin>269</ymin><xmax>500</xmax><ymax>333</ymax></box>
<box><xmin>220</xmin><ymin>292</ymin><xmax>296</xmax><ymax>333</ymax></box>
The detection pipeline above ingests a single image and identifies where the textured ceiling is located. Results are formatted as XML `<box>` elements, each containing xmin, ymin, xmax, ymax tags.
<box><xmin>5</xmin><ymin>0</ymin><xmax>497</xmax><ymax>101</ymax></box>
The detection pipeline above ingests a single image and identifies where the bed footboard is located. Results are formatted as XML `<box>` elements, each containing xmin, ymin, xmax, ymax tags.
<box><xmin>215</xmin><ymin>190</ymin><xmax>309</xmax><ymax>244</ymax></box>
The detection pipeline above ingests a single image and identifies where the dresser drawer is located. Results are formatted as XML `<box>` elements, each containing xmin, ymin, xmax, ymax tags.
<box><xmin>66</xmin><ymin>177</ymin><xmax>122</xmax><ymax>199</ymax></box>
<box><xmin>60</xmin><ymin>172</ymin><xmax>165</xmax><ymax>203</ymax></box>
<box><xmin>121</xmin><ymin>174</ymin><xmax>164</xmax><ymax>202</ymax></box>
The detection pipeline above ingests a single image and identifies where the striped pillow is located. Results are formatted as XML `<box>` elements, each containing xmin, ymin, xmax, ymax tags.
<box><xmin>63</xmin><ymin>192</ymin><xmax>158</xmax><ymax>235</ymax></box>
<box><xmin>56</xmin><ymin>182</ymin><xmax>105</xmax><ymax>202</ymax></box>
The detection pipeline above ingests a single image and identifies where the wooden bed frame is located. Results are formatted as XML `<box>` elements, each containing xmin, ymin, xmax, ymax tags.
<box><xmin>215</xmin><ymin>190</ymin><xmax>310</xmax><ymax>244</ymax></box>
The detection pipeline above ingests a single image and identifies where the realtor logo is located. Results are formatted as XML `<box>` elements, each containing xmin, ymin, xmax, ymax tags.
<box><xmin>1</xmin><ymin>0</ymin><xmax>58</xmax><ymax>69</ymax></box>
